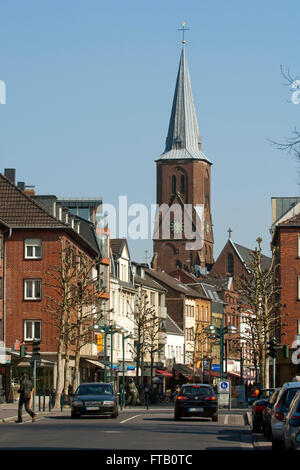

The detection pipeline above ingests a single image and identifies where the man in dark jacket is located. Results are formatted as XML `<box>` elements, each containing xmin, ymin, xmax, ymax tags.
<box><xmin>16</xmin><ymin>372</ymin><xmax>37</xmax><ymax>423</ymax></box>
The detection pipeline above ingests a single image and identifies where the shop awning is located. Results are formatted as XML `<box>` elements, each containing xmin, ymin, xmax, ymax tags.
<box><xmin>155</xmin><ymin>369</ymin><xmax>173</xmax><ymax>377</ymax></box>
<box><xmin>84</xmin><ymin>359</ymin><xmax>109</xmax><ymax>369</ymax></box>
<box><xmin>172</xmin><ymin>364</ymin><xmax>197</xmax><ymax>378</ymax></box>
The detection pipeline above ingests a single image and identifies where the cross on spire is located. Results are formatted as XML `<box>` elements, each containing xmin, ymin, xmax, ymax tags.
<box><xmin>227</xmin><ymin>228</ymin><xmax>232</xmax><ymax>239</ymax></box>
<box><xmin>178</xmin><ymin>22</ymin><xmax>190</xmax><ymax>45</ymax></box>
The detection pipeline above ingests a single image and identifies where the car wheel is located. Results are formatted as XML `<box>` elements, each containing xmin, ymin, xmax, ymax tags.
<box><xmin>111</xmin><ymin>408</ymin><xmax>119</xmax><ymax>419</ymax></box>
<box><xmin>71</xmin><ymin>412</ymin><xmax>80</xmax><ymax>419</ymax></box>
<box><xmin>271</xmin><ymin>437</ymin><xmax>282</xmax><ymax>451</ymax></box>
<box><xmin>252</xmin><ymin>419</ymin><xmax>260</xmax><ymax>433</ymax></box>
<box><xmin>174</xmin><ymin>413</ymin><xmax>181</xmax><ymax>421</ymax></box>
<box><xmin>212</xmin><ymin>414</ymin><xmax>218</xmax><ymax>422</ymax></box>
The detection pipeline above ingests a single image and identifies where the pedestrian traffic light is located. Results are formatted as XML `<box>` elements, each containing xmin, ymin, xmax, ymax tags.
<box><xmin>282</xmin><ymin>344</ymin><xmax>289</xmax><ymax>359</ymax></box>
<box><xmin>20</xmin><ymin>344</ymin><xmax>27</xmax><ymax>358</ymax></box>
<box><xmin>32</xmin><ymin>339</ymin><xmax>41</xmax><ymax>360</ymax></box>
<box><xmin>267</xmin><ymin>338</ymin><xmax>278</xmax><ymax>358</ymax></box>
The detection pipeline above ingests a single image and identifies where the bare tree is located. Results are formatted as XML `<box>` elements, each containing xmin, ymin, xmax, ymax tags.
<box><xmin>235</xmin><ymin>238</ymin><xmax>283</xmax><ymax>388</ymax></box>
<box><xmin>144</xmin><ymin>308</ymin><xmax>165</xmax><ymax>385</ymax></box>
<box><xmin>44</xmin><ymin>238</ymin><xmax>103</xmax><ymax>406</ymax></box>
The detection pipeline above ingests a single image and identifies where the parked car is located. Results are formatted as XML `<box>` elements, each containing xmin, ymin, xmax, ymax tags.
<box><xmin>70</xmin><ymin>382</ymin><xmax>119</xmax><ymax>419</ymax></box>
<box><xmin>174</xmin><ymin>383</ymin><xmax>218</xmax><ymax>422</ymax></box>
<box><xmin>251</xmin><ymin>388</ymin><xmax>275</xmax><ymax>433</ymax></box>
<box><xmin>282</xmin><ymin>390</ymin><xmax>300</xmax><ymax>451</ymax></box>
<box><xmin>291</xmin><ymin>429</ymin><xmax>300</xmax><ymax>451</ymax></box>
<box><xmin>262</xmin><ymin>387</ymin><xmax>281</xmax><ymax>439</ymax></box>
<box><xmin>270</xmin><ymin>382</ymin><xmax>300</xmax><ymax>450</ymax></box>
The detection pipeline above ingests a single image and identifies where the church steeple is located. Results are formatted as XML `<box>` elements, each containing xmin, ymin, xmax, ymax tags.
<box><xmin>159</xmin><ymin>45</ymin><xmax>211</xmax><ymax>163</ymax></box>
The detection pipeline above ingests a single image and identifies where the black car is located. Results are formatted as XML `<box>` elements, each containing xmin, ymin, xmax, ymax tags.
<box><xmin>251</xmin><ymin>388</ymin><xmax>275</xmax><ymax>433</ymax></box>
<box><xmin>174</xmin><ymin>384</ymin><xmax>218</xmax><ymax>421</ymax></box>
<box><xmin>71</xmin><ymin>382</ymin><xmax>119</xmax><ymax>419</ymax></box>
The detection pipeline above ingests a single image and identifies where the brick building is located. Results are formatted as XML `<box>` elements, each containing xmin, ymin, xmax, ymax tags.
<box><xmin>272</xmin><ymin>213</ymin><xmax>300</xmax><ymax>384</ymax></box>
<box><xmin>0</xmin><ymin>172</ymin><xmax>100</xmax><ymax>401</ymax></box>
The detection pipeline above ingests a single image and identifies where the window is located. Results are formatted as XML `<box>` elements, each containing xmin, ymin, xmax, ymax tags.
<box><xmin>172</xmin><ymin>175</ymin><xmax>176</xmax><ymax>194</ymax></box>
<box><xmin>227</xmin><ymin>253</ymin><xmax>234</xmax><ymax>274</ymax></box>
<box><xmin>180</xmin><ymin>175</ymin><xmax>185</xmax><ymax>194</ymax></box>
<box><xmin>0</xmin><ymin>235</ymin><xmax>3</xmax><ymax>259</ymax></box>
<box><xmin>150</xmin><ymin>292</ymin><xmax>155</xmax><ymax>306</ymax></box>
<box><xmin>298</xmin><ymin>234</ymin><xmax>300</xmax><ymax>258</ymax></box>
<box><xmin>25</xmin><ymin>239</ymin><xmax>42</xmax><ymax>259</ymax></box>
<box><xmin>24</xmin><ymin>279</ymin><xmax>42</xmax><ymax>300</ymax></box>
<box><xmin>0</xmin><ymin>277</ymin><xmax>3</xmax><ymax>299</ymax></box>
<box><xmin>24</xmin><ymin>320</ymin><xmax>41</xmax><ymax>341</ymax></box>
<box><xmin>298</xmin><ymin>319</ymin><xmax>300</xmax><ymax>335</ymax></box>
<box><xmin>298</xmin><ymin>276</ymin><xmax>300</xmax><ymax>301</ymax></box>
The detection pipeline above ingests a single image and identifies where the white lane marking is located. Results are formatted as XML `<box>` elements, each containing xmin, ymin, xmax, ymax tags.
<box><xmin>120</xmin><ymin>415</ymin><xmax>141</xmax><ymax>424</ymax></box>
<box><xmin>104</xmin><ymin>431</ymin><xmax>121</xmax><ymax>433</ymax></box>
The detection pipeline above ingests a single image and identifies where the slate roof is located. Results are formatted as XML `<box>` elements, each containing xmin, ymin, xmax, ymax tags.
<box><xmin>158</xmin><ymin>46</ymin><xmax>211</xmax><ymax>163</ymax></box>
<box><xmin>279</xmin><ymin>213</ymin><xmax>300</xmax><ymax>226</ymax></box>
<box><xmin>232</xmin><ymin>241</ymin><xmax>271</xmax><ymax>272</ymax></box>
<box><xmin>146</xmin><ymin>268</ymin><xmax>204</xmax><ymax>298</ymax></box>
<box><xmin>134</xmin><ymin>273</ymin><xmax>167</xmax><ymax>293</ymax></box>
<box><xmin>165</xmin><ymin>314</ymin><xmax>184</xmax><ymax>336</ymax></box>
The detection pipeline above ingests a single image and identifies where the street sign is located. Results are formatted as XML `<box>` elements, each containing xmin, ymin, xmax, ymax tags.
<box><xmin>30</xmin><ymin>359</ymin><xmax>41</xmax><ymax>368</ymax></box>
<box><xmin>216</xmin><ymin>379</ymin><xmax>231</xmax><ymax>409</ymax></box>
<box><xmin>212</xmin><ymin>364</ymin><xmax>220</xmax><ymax>371</ymax></box>
<box><xmin>97</xmin><ymin>334</ymin><xmax>103</xmax><ymax>352</ymax></box>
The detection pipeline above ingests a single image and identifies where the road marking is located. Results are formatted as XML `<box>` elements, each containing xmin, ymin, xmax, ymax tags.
<box><xmin>120</xmin><ymin>415</ymin><xmax>141</xmax><ymax>424</ymax></box>
<box><xmin>224</xmin><ymin>415</ymin><xmax>229</xmax><ymax>425</ymax></box>
<box><xmin>104</xmin><ymin>431</ymin><xmax>121</xmax><ymax>433</ymax></box>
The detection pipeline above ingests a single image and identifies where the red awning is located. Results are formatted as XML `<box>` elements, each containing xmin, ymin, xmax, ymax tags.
<box><xmin>155</xmin><ymin>369</ymin><xmax>173</xmax><ymax>377</ymax></box>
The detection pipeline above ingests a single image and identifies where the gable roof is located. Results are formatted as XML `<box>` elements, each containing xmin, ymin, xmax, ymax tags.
<box><xmin>110</xmin><ymin>238</ymin><xmax>130</xmax><ymax>259</ymax></box>
<box><xmin>165</xmin><ymin>314</ymin><xmax>184</xmax><ymax>336</ymax></box>
<box><xmin>146</xmin><ymin>268</ymin><xmax>204</xmax><ymax>298</ymax></box>
<box><xmin>0</xmin><ymin>173</ymin><xmax>66</xmax><ymax>228</ymax></box>
<box><xmin>231</xmin><ymin>240</ymin><xmax>271</xmax><ymax>273</ymax></box>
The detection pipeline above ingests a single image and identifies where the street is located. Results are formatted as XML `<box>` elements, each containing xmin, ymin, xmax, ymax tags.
<box><xmin>0</xmin><ymin>408</ymin><xmax>253</xmax><ymax>451</ymax></box>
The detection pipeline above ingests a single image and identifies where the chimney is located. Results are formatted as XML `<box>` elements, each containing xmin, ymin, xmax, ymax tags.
<box><xmin>24</xmin><ymin>185</ymin><xmax>35</xmax><ymax>196</ymax></box>
<box><xmin>4</xmin><ymin>168</ymin><xmax>16</xmax><ymax>185</ymax></box>
<box><xmin>17</xmin><ymin>182</ymin><xmax>25</xmax><ymax>191</ymax></box>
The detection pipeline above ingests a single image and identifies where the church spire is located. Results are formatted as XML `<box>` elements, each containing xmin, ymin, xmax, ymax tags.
<box><xmin>158</xmin><ymin>39</ymin><xmax>211</xmax><ymax>163</ymax></box>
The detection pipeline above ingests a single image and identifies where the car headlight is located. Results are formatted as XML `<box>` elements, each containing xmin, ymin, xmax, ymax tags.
<box><xmin>296</xmin><ymin>433</ymin><xmax>300</xmax><ymax>443</ymax></box>
<box><xmin>72</xmin><ymin>399</ymin><xmax>83</xmax><ymax>407</ymax></box>
<box><xmin>103</xmin><ymin>401</ymin><xmax>114</xmax><ymax>406</ymax></box>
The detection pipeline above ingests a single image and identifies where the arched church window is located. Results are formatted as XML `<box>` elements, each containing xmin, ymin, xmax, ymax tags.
<box><xmin>227</xmin><ymin>253</ymin><xmax>234</xmax><ymax>274</ymax></box>
<box><xmin>180</xmin><ymin>175</ymin><xmax>185</xmax><ymax>194</ymax></box>
<box><xmin>172</xmin><ymin>175</ymin><xmax>176</xmax><ymax>194</ymax></box>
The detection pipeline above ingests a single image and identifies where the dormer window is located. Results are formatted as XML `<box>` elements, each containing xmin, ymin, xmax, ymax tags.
<box><xmin>175</xmin><ymin>137</ymin><xmax>182</xmax><ymax>149</ymax></box>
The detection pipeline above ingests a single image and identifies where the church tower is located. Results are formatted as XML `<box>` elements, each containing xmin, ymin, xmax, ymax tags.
<box><xmin>152</xmin><ymin>39</ymin><xmax>214</xmax><ymax>274</ymax></box>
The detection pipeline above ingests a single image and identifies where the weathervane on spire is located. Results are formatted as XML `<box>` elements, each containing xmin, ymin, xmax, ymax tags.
<box><xmin>178</xmin><ymin>22</ymin><xmax>190</xmax><ymax>45</ymax></box>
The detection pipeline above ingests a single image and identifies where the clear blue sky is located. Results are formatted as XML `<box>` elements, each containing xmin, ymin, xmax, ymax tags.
<box><xmin>0</xmin><ymin>1</ymin><xmax>299</xmax><ymax>263</ymax></box>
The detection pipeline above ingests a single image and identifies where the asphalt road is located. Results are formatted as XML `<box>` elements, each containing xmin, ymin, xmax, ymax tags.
<box><xmin>0</xmin><ymin>408</ymin><xmax>253</xmax><ymax>451</ymax></box>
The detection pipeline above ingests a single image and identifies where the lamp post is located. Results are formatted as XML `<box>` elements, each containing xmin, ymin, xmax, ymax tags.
<box><xmin>120</xmin><ymin>330</ymin><xmax>137</xmax><ymax>410</ymax></box>
<box><xmin>205</xmin><ymin>324</ymin><xmax>237</xmax><ymax>380</ymax></box>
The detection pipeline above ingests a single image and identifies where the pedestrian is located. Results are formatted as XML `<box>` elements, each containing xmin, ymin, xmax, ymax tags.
<box><xmin>16</xmin><ymin>372</ymin><xmax>37</xmax><ymax>423</ymax></box>
<box><xmin>144</xmin><ymin>385</ymin><xmax>150</xmax><ymax>410</ymax></box>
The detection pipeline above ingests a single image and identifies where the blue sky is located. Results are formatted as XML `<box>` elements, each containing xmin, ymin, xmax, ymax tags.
<box><xmin>0</xmin><ymin>0</ymin><xmax>299</xmax><ymax>263</ymax></box>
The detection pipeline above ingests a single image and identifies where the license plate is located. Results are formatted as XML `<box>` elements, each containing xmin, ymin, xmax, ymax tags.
<box><xmin>86</xmin><ymin>407</ymin><xmax>99</xmax><ymax>410</ymax></box>
<box><xmin>189</xmin><ymin>407</ymin><xmax>204</xmax><ymax>412</ymax></box>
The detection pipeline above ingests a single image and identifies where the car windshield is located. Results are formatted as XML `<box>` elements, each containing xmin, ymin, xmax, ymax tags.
<box><xmin>259</xmin><ymin>389</ymin><xmax>274</xmax><ymax>399</ymax></box>
<box><xmin>282</xmin><ymin>388</ymin><xmax>300</xmax><ymax>409</ymax></box>
<box><xmin>76</xmin><ymin>384</ymin><xmax>114</xmax><ymax>396</ymax></box>
<box><xmin>181</xmin><ymin>386</ymin><xmax>213</xmax><ymax>396</ymax></box>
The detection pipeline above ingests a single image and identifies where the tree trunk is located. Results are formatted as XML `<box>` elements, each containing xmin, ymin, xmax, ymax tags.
<box><xmin>54</xmin><ymin>339</ymin><xmax>64</xmax><ymax>409</ymax></box>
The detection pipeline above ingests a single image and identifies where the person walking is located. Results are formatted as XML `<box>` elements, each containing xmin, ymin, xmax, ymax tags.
<box><xmin>144</xmin><ymin>385</ymin><xmax>150</xmax><ymax>410</ymax></box>
<box><xmin>16</xmin><ymin>372</ymin><xmax>37</xmax><ymax>423</ymax></box>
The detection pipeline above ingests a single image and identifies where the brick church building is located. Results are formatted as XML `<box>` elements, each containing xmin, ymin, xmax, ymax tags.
<box><xmin>152</xmin><ymin>41</ymin><xmax>214</xmax><ymax>275</ymax></box>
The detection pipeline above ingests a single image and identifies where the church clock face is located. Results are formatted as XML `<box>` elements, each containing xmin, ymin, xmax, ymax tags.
<box><xmin>171</xmin><ymin>219</ymin><xmax>184</xmax><ymax>235</ymax></box>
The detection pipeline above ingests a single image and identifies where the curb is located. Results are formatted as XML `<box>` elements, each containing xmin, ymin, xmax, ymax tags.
<box><xmin>1</xmin><ymin>409</ymin><xmax>59</xmax><ymax>424</ymax></box>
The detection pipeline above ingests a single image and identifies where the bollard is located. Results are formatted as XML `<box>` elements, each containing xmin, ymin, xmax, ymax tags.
<box><xmin>39</xmin><ymin>395</ymin><xmax>41</xmax><ymax>412</ymax></box>
<box><xmin>49</xmin><ymin>395</ymin><xmax>51</xmax><ymax>412</ymax></box>
<box><xmin>43</xmin><ymin>395</ymin><xmax>45</xmax><ymax>412</ymax></box>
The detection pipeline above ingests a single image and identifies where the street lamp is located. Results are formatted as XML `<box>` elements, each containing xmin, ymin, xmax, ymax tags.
<box><xmin>120</xmin><ymin>330</ymin><xmax>137</xmax><ymax>409</ymax></box>
<box><xmin>205</xmin><ymin>323</ymin><xmax>237</xmax><ymax>380</ymax></box>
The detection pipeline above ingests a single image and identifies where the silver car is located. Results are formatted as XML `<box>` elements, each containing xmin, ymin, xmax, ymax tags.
<box><xmin>282</xmin><ymin>390</ymin><xmax>300</xmax><ymax>451</ymax></box>
<box><xmin>271</xmin><ymin>382</ymin><xmax>300</xmax><ymax>450</ymax></box>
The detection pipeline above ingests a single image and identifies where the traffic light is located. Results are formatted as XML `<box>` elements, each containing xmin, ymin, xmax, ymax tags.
<box><xmin>267</xmin><ymin>338</ymin><xmax>278</xmax><ymax>358</ymax></box>
<box><xmin>32</xmin><ymin>339</ymin><xmax>41</xmax><ymax>360</ymax></box>
<box><xmin>20</xmin><ymin>344</ymin><xmax>27</xmax><ymax>358</ymax></box>
<box><xmin>282</xmin><ymin>344</ymin><xmax>289</xmax><ymax>359</ymax></box>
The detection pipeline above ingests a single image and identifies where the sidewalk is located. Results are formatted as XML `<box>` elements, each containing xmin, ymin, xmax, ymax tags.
<box><xmin>0</xmin><ymin>401</ymin><xmax>58</xmax><ymax>423</ymax></box>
